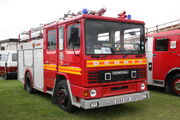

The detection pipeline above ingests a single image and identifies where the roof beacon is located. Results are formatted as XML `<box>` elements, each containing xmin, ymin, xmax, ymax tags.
<box><xmin>118</xmin><ymin>11</ymin><xmax>127</xmax><ymax>19</ymax></box>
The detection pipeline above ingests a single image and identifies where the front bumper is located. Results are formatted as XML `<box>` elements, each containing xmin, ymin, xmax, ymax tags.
<box><xmin>80</xmin><ymin>91</ymin><xmax>149</xmax><ymax>109</ymax></box>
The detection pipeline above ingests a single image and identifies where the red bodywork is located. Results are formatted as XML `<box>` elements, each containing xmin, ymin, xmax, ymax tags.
<box><xmin>148</xmin><ymin>30</ymin><xmax>180</xmax><ymax>83</ymax></box>
<box><xmin>42</xmin><ymin>15</ymin><xmax>147</xmax><ymax>99</ymax></box>
<box><xmin>0</xmin><ymin>66</ymin><xmax>17</xmax><ymax>76</ymax></box>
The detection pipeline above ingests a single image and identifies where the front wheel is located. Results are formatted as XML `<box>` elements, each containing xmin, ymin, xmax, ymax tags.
<box><xmin>54</xmin><ymin>80</ymin><xmax>75</xmax><ymax>112</ymax></box>
<box><xmin>170</xmin><ymin>74</ymin><xmax>180</xmax><ymax>96</ymax></box>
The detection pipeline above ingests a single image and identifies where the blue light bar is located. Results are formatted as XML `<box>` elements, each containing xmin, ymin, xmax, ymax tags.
<box><xmin>82</xmin><ymin>8</ymin><xmax>88</xmax><ymax>14</ymax></box>
<box><xmin>127</xmin><ymin>14</ymin><xmax>131</xmax><ymax>19</ymax></box>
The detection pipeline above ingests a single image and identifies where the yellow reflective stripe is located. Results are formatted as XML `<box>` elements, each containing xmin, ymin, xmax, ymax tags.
<box><xmin>58</xmin><ymin>66</ymin><xmax>81</xmax><ymax>75</ymax></box>
<box><xmin>44</xmin><ymin>64</ymin><xmax>57</xmax><ymax>67</ymax></box>
<box><xmin>58</xmin><ymin>70</ymin><xmax>81</xmax><ymax>75</ymax></box>
<box><xmin>86</xmin><ymin>59</ymin><xmax>146</xmax><ymax>63</ymax></box>
<box><xmin>44</xmin><ymin>67</ymin><xmax>57</xmax><ymax>71</ymax></box>
<box><xmin>87</xmin><ymin>63</ymin><xmax>147</xmax><ymax>67</ymax></box>
<box><xmin>86</xmin><ymin>59</ymin><xmax>147</xmax><ymax>67</ymax></box>
<box><xmin>58</xmin><ymin>66</ymin><xmax>81</xmax><ymax>71</ymax></box>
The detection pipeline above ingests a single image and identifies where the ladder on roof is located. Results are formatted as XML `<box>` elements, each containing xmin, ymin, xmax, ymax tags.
<box><xmin>19</xmin><ymin>11</ymin><xmax>73</xmax><ymax>41</ymax></box>
<box><xmin>146</xmin><ymin>19</ymin><xmax>180</xmax><ymax>34</ymax></box>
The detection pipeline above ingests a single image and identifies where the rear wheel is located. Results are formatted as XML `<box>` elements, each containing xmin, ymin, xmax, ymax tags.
<box><xmin>55</xmin><ymin>80</ymin><xmax>75</xmax><ymax>112</ymax></box>
<box><xmin>170</xmin><ymin>74</ymin><xmax>180</xmax><ymax>96</ymax></box>
<box><xmin>25</xmin><ymin>72</ymin><xmax>34</xmax><ymax>93</ymax></box>
<box><xmin>4</xmin><ymin>74</ymin><xmax>9</xmax><ymax>80</ymax></box>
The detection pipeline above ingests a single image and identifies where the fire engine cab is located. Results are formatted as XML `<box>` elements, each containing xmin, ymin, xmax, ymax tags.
<box><xmin>146</xmin><ymin>29</ymin><xmax>180</xmax><ymax>96</ymax></box>
<box><xmin>18</xmin><ymin>9</ymin><xmax>149</xmax><ymax>112</ymax></box>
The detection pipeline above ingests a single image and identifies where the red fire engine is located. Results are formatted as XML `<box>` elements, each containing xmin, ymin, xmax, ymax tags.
<box><xmin>18</xmin><ymin>9</ymin><xmax>149</xmax><ymax>112</ymax></box>
<box><xmin>146</xmin><ymin>20</ymin><xmax>180</xmax><ymax>95</ymax></box>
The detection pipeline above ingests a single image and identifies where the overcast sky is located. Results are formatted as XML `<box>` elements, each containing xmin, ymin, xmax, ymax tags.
<box><xmin>0</xmin><ymin>0</ymin><xmax>179</xmax><ymax>40</ymax></box>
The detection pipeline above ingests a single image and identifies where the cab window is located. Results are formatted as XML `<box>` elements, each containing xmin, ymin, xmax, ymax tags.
<box><xmin>155</xmin><ymin>38</ymin><xmax>169</xmax><ymax>51</ymax></box>
<box><xmin>67</xmin><ymin>24</ymin><xmax>80</xmax><ymax>50</ymax></box>
<box><xmin>12</xmin><ymin>53</ymin><xmax>17</xmax><ymax>61</ymax></box>
<box><xmin>58</xmin><ymin>27</ymin><xmax>64</xmax><ymax>50</ymax></box>
<box><xmin>48</xmin><ymin>30</ymin><xmax>57</xmax><ymax>50</ymax></box>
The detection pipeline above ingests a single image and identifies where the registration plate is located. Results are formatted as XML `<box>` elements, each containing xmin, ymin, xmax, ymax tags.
<box><xmin>115</xmin><ymin>97</ymin><xmax>131</xmax><ymax>104</ymax></box>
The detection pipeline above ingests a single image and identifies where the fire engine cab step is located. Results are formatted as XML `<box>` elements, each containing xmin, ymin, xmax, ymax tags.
<box><xmin>46</xmin><ymin>90</ymin><xmax>53</xmax><ymax>95</ymax></box>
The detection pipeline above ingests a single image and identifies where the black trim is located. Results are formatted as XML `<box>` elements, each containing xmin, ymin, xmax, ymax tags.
<box><xmin>88</xmin><ymin>68</ymin><xmax>146</xmax><ymax>84</ymax></box>
<box><xmin>0</xmin><ymin>38</ymin><xmax>18</xmax><ymax>43</ymax></box>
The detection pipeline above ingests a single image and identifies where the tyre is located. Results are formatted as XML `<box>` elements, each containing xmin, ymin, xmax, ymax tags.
<box><xmin>25</xmin><ymin>72</ymin><xmax>34</xmax><ymax>93</ymax></box>
<box><xmin>170</xmin><ymin>74</ymin><xmax>180</xmax><ymax>96</ymax></box>
<box><xmin>4</xmin><ymin>74</ymin><xmax>9</xmax><ymax>80</ymax></box>
<box><xmin>54</xmin><ymin>80</ymin><xmax>75</xmax><ymax>112</ymax></box>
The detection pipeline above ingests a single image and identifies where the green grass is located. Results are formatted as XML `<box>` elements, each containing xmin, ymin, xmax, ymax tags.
<box><xmin>0</xmin><ymin>79</ymin><xmax>179</xmax><ymax>120</ymax></box>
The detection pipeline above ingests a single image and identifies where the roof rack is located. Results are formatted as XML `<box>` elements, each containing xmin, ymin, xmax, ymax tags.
<box><xmin>146</xmin><ymin>19</ymin><xmax>180</xmax><ymax>34</ymax></box>
<box><xmin>20</xmin><ymin>8</ymin><xmax>107</xmax><ymax>36</ymax></box>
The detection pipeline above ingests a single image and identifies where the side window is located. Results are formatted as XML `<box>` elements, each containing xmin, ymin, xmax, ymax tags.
<box><xmin>155</xmin><ymin>38</ymin><xmax>169</xmax><ymax>51</ymax></box>
<box><xmin>1</xmin><ymin>47</ymin><xmax>5</xmax><ymax>50</ymax></box>
<box><xmin>67</xmin><ymin>24</ymin><xmax>80</xmax><ymax>50</ymax></box>
<box><xmin>58</xmin><ymin>27</ymin><xmax>64</xmax><ymax>50</ymax></box>
<box><xmin>48</xmin><ymin>30</ymin><xmax>56</xmax><ymax>50</ymax></box>
<box><xmin>12</xmin><ymin>53</ymin><xmax>17</xmax><ymax>61</ymax></box>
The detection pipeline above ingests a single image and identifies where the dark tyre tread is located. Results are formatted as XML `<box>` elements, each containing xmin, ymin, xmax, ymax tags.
<box><xmin>55</xmin><ymin>80</ymin><xmax>76</xmax><ymax>112</ymax></box>
<box><xmin>25</xmin><ymin>72</ymin><xmax>34</xmax><ymax>94</ymax></box>
<box><xmin>170</xmin><ymin>74</ymin><xmax>180</xmax><ymax>96</ymax></box>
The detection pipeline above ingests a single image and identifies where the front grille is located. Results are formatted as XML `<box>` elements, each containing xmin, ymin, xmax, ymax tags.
<box><xmin>88</xmin><ymin>68</ymin><xmax>146</xmax><ymax>84</ymax></box>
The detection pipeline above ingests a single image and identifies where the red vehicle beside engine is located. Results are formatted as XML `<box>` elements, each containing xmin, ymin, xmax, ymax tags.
<box><xmin>146</xmin><ymin>29</ymin><xmax>180</xmax><ymax>96</ymax></box>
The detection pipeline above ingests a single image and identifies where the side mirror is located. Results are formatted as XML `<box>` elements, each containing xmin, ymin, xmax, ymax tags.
<box><xmin>70</xmin><ymin>27</ymin><xmax>79</xmax><ymax>45</ymax></box>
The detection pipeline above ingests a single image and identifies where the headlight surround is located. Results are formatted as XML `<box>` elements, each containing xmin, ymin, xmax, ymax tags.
<box><xmin>90</xmin><ymin>89</ymin><xmax>97</xmax><ymax>97</ymax></box>
<box><xmin>140</xmin><ymin>83</ymin><xmax>146</xmax><ymax>90</ymax></box>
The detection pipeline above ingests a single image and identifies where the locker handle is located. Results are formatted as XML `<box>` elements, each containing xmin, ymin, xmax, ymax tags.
<box><xmin>148</xmin><ymin>62</ymin><xmax>152</xmax><ymax>71</ymax></box>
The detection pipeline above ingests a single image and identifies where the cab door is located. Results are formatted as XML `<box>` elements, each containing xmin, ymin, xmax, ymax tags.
<box><xmin>169</xmin><ymin>35</ymin><xmax>180</xmax><ymax>69</ymax></box>
<box><xmin>44</xmin><ymin>27</ymin><xmax>58</xmax><ymax>90</ymax></box>
<box><xmin>59</xmin><ymin>23</ymin><xmax>82</xmax><ymax>85</ymax></box>
<box><xmin>152</xmin><ymin>37</ymin><xmax>170</xmax><ymax>85</ymax></box>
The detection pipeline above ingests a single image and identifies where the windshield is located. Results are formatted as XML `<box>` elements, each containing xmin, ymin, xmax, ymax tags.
<box><xmin>85</xmin><ymin>20</ymin><xmax>145</xmax><ymax>55</ymax></box>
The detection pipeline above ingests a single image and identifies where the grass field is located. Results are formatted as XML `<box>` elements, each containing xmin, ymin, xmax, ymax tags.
<box><xmin>0</xmin><ymin>79</ymin><xmax>179</xmax><ymax>120</ymax></box>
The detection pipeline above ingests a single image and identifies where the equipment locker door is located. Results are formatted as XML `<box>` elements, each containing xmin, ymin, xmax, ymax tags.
<box><xmin>44</xmin><ymin>28</ymin><xmax>58</xmax><ymax>90</ymax></box>
<box><xmin>152</xmin><ymin>37</ymin><xmax>170</xmax><ymax>84</ymax></box>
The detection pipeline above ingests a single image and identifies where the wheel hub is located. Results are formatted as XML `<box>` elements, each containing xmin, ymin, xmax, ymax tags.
<box><xmin>175</xmin><ymin>80</ymin><xmax>180</xmax><ymax>91</ymax></box>
<box><xmin>57</xmin><ymin>89</ymin><xmax>67</xmax><ymax>105</ymax></box>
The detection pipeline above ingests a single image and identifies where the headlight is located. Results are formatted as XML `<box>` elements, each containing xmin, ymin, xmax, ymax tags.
<box><xmin>90</xmin><ymin>89</ymin><xmax>97</xmax><ymax>97</ymax></box>
<box><xmin>140</xmin><ymin>83</ymin><xmax>146</xmax><ymax>90</ymax></box>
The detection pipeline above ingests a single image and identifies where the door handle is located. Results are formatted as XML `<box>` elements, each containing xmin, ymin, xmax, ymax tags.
<box><xmin>170</xmin><ymin>52</ymin><xmax>177</xmax><ymax>53</ymax></box>
<box><xmin>45</xmin><ymin>61</ymin><xmax>49</xmax><ymax>64</ymax></box>
<box><xmin>153</xmin><ymin>54</ymin><xmax>156</xmax><ymax>57</ymax></box>
<box><xmin>148</xmin><ymin>62</ymin><xmax>152</xmax><ymax>71</ymax></box>
<box><xmin>62</xmin><ymin>64</ymin><xmax>69</xmax><ymax>66</ymax></box>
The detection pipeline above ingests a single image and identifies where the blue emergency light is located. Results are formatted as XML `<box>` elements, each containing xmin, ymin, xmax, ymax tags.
<box><xmin>82</xmin><ymin>9</ymin><xmax>88</xmax><ymax>14</ymax></box>
<box><xmin>127</xmin><ymin>14</ymin><xmax>131</xmax><ymax>19</ymax></box>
